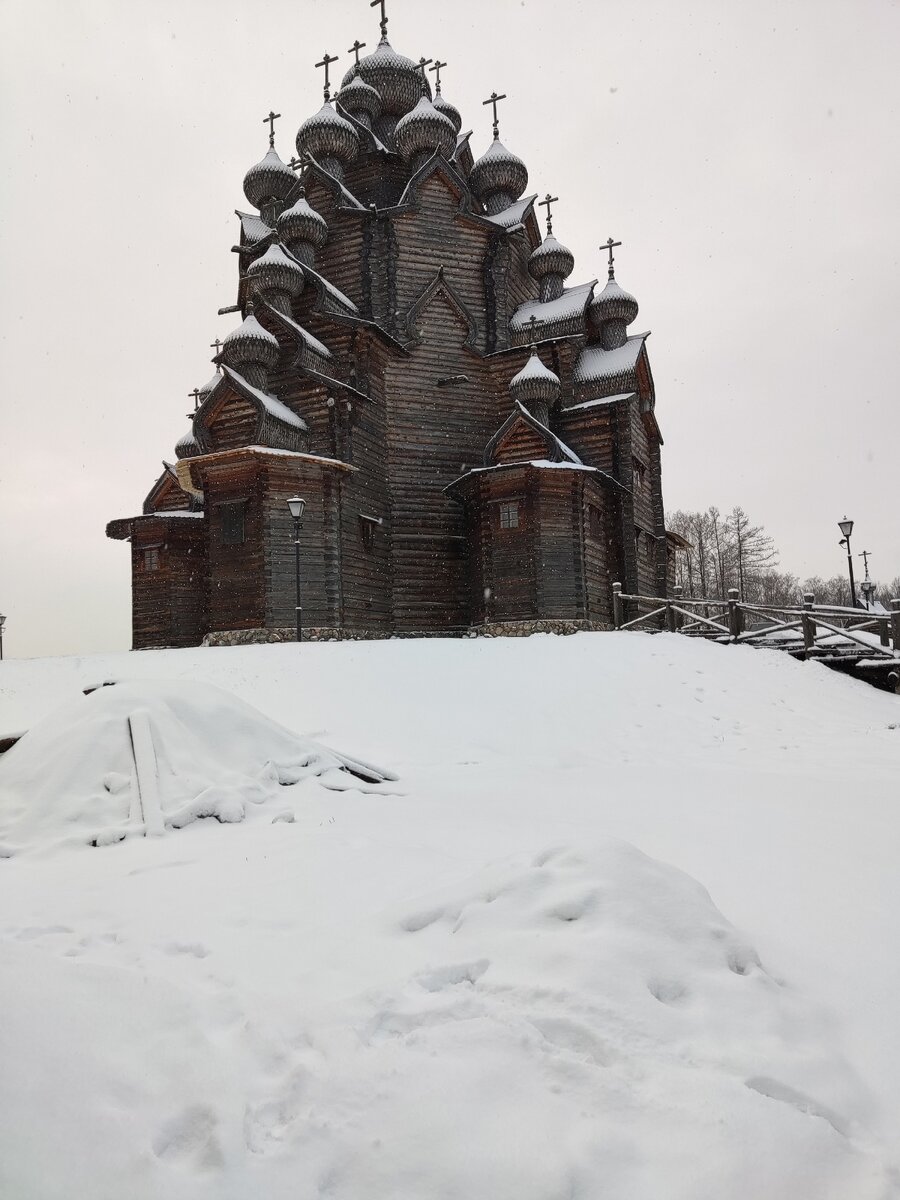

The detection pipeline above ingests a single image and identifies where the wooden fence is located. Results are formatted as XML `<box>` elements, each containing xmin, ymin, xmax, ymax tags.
<box><xmin>612</xmin><ymin>585</ymin><xmax>900</xmax><ymax>679</ymax></box>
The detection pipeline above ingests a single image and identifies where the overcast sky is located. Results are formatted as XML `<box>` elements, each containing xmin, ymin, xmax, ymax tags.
<box><xmin>1</xmin><ymin>0</ymin><xmax>898</xmax><ymax>658</ymax></box>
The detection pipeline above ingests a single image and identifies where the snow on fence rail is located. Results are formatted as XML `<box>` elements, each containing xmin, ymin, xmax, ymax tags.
<box><xmin>612</xmin><ymin>584</ymin><xmax>900</xmax><ymax>663</ymax></box>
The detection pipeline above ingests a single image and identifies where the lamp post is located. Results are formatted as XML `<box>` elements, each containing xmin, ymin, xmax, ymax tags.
<box><xmin>0</xmin><ymin>613</ymin><xmax>5</xmax><ymax>661</ymax></box>
<box><xmin>838</xmin><ymin>517</ymin><xmax>858</xmax><ymax>608</ymax></box>
<box><xmin>286</xmin><ymin>497</ymin><xmax>306</xmax><ymax>642</ymax></box>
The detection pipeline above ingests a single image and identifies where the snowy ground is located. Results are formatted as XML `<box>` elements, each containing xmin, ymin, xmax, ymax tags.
<box><xmin>1</xmin><ymin>633</ymin><xmax>898</xmax><ymax>1199</ymax></box>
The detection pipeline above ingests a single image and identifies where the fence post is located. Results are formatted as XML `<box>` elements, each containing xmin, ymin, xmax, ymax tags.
<box><xmin>727</xmin><ymin>588</ymin><xmax>743</xmax><ymax>640</ymax></box>
<box><xmin>801</xmin><ymin>592</ymin><xmax>817</xmax><ymax>654</ymax></box>
<box><xmin>891</xmin><ymin>599</ymin><xmax>900</xmax><ymax>654</ymax></box>
<box><xmin>612</xmin><ymin>582</ymin><xmax>624</xmax><ymax>630</ymax></box>
<box><xmin>673</xmin><ymin>584</ymin><xmax>684</xmax><ymax>631</ymax></box>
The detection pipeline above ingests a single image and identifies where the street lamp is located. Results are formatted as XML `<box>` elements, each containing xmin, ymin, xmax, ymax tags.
<box><xmin>286</xmin><ymin>497</ymin><xmax>306</xmax><ymax>642</ymax></box>
<box><xmin>0</xmin><ymin>613</ymin><xmax>5</xmax><ymax>661</ymax></box>
<box><xmin>837</xmin><ymin>517</ymin><xmax>858</xmax><ymax>608</ymax></box>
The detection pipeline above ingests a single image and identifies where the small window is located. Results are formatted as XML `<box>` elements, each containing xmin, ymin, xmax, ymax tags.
<box><xmin>589</xmin><ymin>505</ymin><xmax>603</xmax><ymax>539</ymax></box>
<box><xmin>499</xmin><ymin>501</ymin><xmax>519</xmax><ymax>530</ymax></box>
<box><xmin>143</xmin><ymin>548</ymin><xmax>160</xmax><ymax>572</ymax></box>
<box><xmin>632</xmin><ymin>457</ymin><xmax>647</xmax><ymax>492</ymax></box>
<box><xmin>220</xmin><ymin>502</ymin><xmax>246</xmax><ymax>546</ymax></box>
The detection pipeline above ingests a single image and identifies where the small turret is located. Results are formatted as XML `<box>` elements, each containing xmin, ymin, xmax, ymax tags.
<box><xmin>296</xmin><ymin>103</ymin><xmax>359</xmax><ymax>180</ymax></box>
<box><xmin>394</xmin><ymin>96</ymin><xmax>457</xmax><ymax>172</ymax></box>
<box><xmin>220</xmin><ymin>313</ymin><xmax>281</xmax><ymax>391</ymax></box>
<box><xmin>276</xmin><ymin>190</ymin><xmax>329</xmax><ymax>267</ymax></box>
<box><xmin>509</xmin><ymin>346</ymin><xmax>561</xmax><ymax>427</ymax></box>
<box><xmin>246</xmin><ymin>244</ymin><xmax>305</xmax><ymax>316</ymax></box>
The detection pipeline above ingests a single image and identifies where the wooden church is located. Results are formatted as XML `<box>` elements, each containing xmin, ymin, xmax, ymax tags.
<box><xmin>108</xmin><ymin>4</ymin><xmax>678</xmax><ymax>648</ymax></box>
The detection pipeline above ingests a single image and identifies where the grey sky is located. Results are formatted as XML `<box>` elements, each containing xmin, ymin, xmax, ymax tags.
<box><xmin>1</xmin><ymin>0</ymin><xmax>898</xmax><ymax>658</ymax></box>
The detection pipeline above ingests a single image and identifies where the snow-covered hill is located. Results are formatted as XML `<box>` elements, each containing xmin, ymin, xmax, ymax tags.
<box><xmin>1</xmin><ymin>634</ymin><xmax>898</xmax><ymax>1199</ymax></box>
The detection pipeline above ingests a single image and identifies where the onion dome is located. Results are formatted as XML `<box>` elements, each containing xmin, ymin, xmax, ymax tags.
<box><xmin>336</xmin><ymin>75</ymin><xmax>382</xmax><ymax>130</ymax></box>
<box><xmin>394</xmin><ymin>96</ymin><xmax>457</xmax><ymax>168</ymax></box>
<box><xmin>175</xmin><ymin>427</ymin><xmax>201</xmax><ymax>460</ymax></box>
<box><xmin>243</xmin><ymin>145</ymin><xmax>297</xmax><ymax>211</ymax></box>
<box><xmin>296</xmin><ymin>103</ymin><xmax>359</xmax><ymax>179</ymax></box>
<box><xmin>277</xmin><ymin>191</ymin><xmax>328</xmax><ymax>266</ymax></box>
<box><xmin>340</xmin><ymin>38</ymin><xmax>424</xmax><ymax>117</ymax></box>
<box><xmin>247</xmin><ymin>244</ymin><xmax>305</xmax><ymax>315</ymax></box>
<box><xmin>220</xmin><ymin>313</ymin><xmax>281</xmax><ymax>390</ymax></box>
<box><xmin>528</xmin><ymin>234</ymin><xmax>575</xmax><ymax>302</ymax></box>
<box><xmin>470</xmin><ymin>137</ymin><xmax>529</xmax><ymax>216</ymax></box>
<box><xmin>509</xmin><ymin>347</ymin><xmax>560</xmax><ymax>427</ymax></box>
<box><xmin>432</xmin><ymin>89</ymin><xmax>462</xmax><ymax>134</ymax></box>
<box><xmin>589</xmin><ymin>274</ymin><xmax>639</xmax><ymax>349</ymax></box>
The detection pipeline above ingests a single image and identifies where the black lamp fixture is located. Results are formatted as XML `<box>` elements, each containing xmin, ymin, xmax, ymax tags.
<box><xmin>287</xmin><ymin>497</ymin><xmax>306</xmax><ymax>642</ymax></box>
<box><xmin>837</xmin><ymin>517</ymin><xmax>858</xmax><ymax>608</ymax></box>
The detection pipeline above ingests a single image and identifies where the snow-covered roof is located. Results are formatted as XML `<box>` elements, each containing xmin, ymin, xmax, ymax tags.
<box><xmin>236</xmin><ymin>211</ymin><xmax>274</xmax><ymax>245</ymax></box>
<box><xmin>143</xmin><ymin>511</ymin><xmax>204</xmax><ymax>519</ymax></box>
<box><xmin>220</xmin><ymin>366</ymin><xmax>308</xmax><ymax>430</ymax></box>
<box><xmin>265</xmin><ymin>306</ymin><xmax>332</xmax><ymax>361</ymax></box>
<box><xmin>510</xmin><ymin>281</ymin><xmax>596</xmax><ymax>339</ymax></box>
<box><xmin>574</xmin><ymin>335</ymin><xmax>648</xmax><ymax>386</ymax></box>
<box><xmin>563</xmin><ymin>393</ymin><xmax>635</xmax><ymax>413</ymax></box>
<box><xmin>294</xmin><ymin>258</ymin><xmax>359</xmax><ymax>316</ymax></box>
<box><xmin>223</xmin><ymin>313</ymin><xmax>280</xmax><ymax>351</ymax></box>
<box><xmin>510</xmin><ymin>351</ymin><xmax>560</xmax><ymax>390</ymax></box>
<box><xmin>511</xmin><ymin>401</ymin><xmax>580</xmax><ymax>464</ymax></box>
<box><xmin>485</xmin><ymin>194</ymin><xmax>537</xmax><ymax>230</ymax></box>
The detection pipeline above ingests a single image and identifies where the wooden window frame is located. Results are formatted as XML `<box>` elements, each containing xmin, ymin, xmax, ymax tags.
<box><xmin>498</xmin><ymin>500</ymin><xmax>520</xmax><ymax>531</ymax></box>
<box><xmin>218</xmin><ymin>500</ymin><xmax>247</xmax><ymax>547</ymax></box>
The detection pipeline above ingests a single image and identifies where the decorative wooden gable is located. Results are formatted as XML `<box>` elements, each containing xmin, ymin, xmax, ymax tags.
<box><xmin>484</xmin><ymin>401</ymin><xmax>581</xmax><ymax>467</ymax></box>
<box><xmin>405</xmin><ymin>270</ymin><xmax>478</xmax><ymax>350</ymax></box>
<box><xmin>142</xmin><ymin>463</ymin><xmax>196</xmax><ymax>514</ymax></box>
<box><xmin>194</xmin><ymin>369</ymin><xmax>309</xmax><ymax>455</ymax></box>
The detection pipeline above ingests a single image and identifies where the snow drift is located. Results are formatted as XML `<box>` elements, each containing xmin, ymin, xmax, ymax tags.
<box><xmin>0</xmin><ymin>679</ymin><xmax>394</xmax><ymax>853</ymax></box>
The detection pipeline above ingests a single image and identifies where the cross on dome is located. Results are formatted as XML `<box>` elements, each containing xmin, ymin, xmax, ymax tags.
<box><xmin>417</xmin><ymin>56</ymin><xmax>433</xmax><ymax>77</ymax></box>
<box><xmin>315</xmin><ymin>52</ymin><xmax>340</xmax><ymax>100</ymax></box>
<box><xmin>263</xmin><ymin>110</ymin><xmax>281</xmax><ymax>148</ymax></box>
<box><xmin>348</xmin><ymin>39</ymin><xmax>367</xmax><ymax>63</ymax></box>
<box><xmin>209</xmin><ymin>338</ymin><xmax>223</xmax><ymax>355</ymax></box>
<box><xmin>187</xmin><ymin>387</ymin><xmax>201</xmax><ymax>416</ymax></box>
<box><xmin>527</xmin><ymin>314</ymin><xmax>541</xmax><ymax>343</ymax></box>
<box><xmin>429</xmin><ymin>59</ymin><xmax>447</xmax><ymax>90</ymax></box>
<box><xmin>482</xmin><ymin>91</ymin><xmax>507</xmax><ymax>138</ymax></box>
<box><xmin>539</xmin><ymin>193</ymin><xmax>559</xmax><ymax>235</ymax></box>
<box><xmin>601</xmin><ymin>236</ymin><xmax>622</xmax><ymax>279</ymax></box>
<box><xmin>370</xmin><ymin>0</ymin><xmax>388</xmax><ymax>39</ymax></box>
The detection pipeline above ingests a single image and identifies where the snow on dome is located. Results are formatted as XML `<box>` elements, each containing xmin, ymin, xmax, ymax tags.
<box><xmin>432</xmin><ymin>89</ymin><xmax>462</xmax><ymax>134</ymax></box>
<box><xmin>174</xmin><ymin>427</ymin><xmax>201</xmax><ymax>460</ymax></box>
<box><xmin>590</xmin><ymin>275</ymin><xmax>639</xmax><ymax>328</ymax></box>
<box><xmin>246</xmin><ymin>242</ymin><xmax>305</xmax><ymax>301</ymax></box>
<box><xmin>0</xmin><ymin>680</ymin><xmax>395</xmax><ymax>852</ymax></box>
<box><xmin>340</xmin><ymin>37</ymin><xmax>425</xmax><ymax>117</ymax></box>
<box><xmin>509</xmin><ymin>349</ymin><xmax>561</xmax><ymax>409</ymax></box>
<box><xmin>336</xmin><ymin>75</ymin><xmax>383</xmax><ymax>125</ymax></box>
<box><xmin>393</xmin><ymin>95</ymin><xmax>457</xmax><ymax>165</ymax></box>
<box><xmin>529</xmin><ymin>234</ymin><xmax>575</xmax><ymax>283</ymax></box>
<box><xmin>242</xmin><ymin>145</ymin><xmax>297</xmax><ymax>211</ymax></box>
<box><xmin>470</xmin><ymin>136</ymin><xmax>529</xmax><ymax>216</ymax></box>
<box><xmin>277</xmin><ymin>191</ymin><xmax>328</xmax><ymax>254</ymax></box>
<box><xmin>296</xmin><ymin>103</ymin><xmax>359</xmax><ymax>174</ymax></box>
<box><xmin>220</xmin><ymin>312</ymin><xmax>281</xmax><ymax>380</ymax></box>
<box><xmin>197</xmin><ymin>370</ymin><xmax>221</xmax><ymax>401</ymax></box>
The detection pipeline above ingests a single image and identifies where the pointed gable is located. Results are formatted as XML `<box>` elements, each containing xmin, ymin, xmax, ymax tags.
<box><xmin>485</xmin><ymin>401</ymin><xmax>582</xmax><ymax>467</ymax></box>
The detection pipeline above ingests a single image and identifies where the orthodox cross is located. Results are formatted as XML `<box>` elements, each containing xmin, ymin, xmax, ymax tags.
<box><xmin>263</xmin><ymin>110</ymin><xmax>281</xmax><ymax>148</ymax></box>
<box><xmin>370</xmin><ymin>0</ymin><xmax>388</xmax><ymax>39</ymax></box>
<box><xmin>348</xmin><ymin>39</ymin><xmax>367</xmax><ymax>64</ymax></box>
<box><xmin>429</xmin><ymin>60</ymin><xmax>447</xmax><ymax>92</ymax></box>
<box><xmin>187</xmin><ymin>388</ymin><xmax>201</xmax><ymax>416</ymax></box>
<box><xmin>858</xmin><ymin>549</ymin><xmax>872</xmax><ymax>579</ymax></box>
<box><xmin>417</xmin><ymin>56</ymin><xmax>433</xmax><ymax>78</ymax></box>
<box><xmin>482</xmin><ymin>91</ymin><xmax>507</xmax><ymax>138</ymax></box>
<box><xmin>601</xmin><ymin>236</ymin><xmax>622</xmax><ymax>278</ymax></box>
<box><xmin>539</xmin><ymin>193</ymin><xmax>559</xmax><ymax>236</ymax></box>
<box><xmin>210</xmin><ymin>338</ymin><xmax>223</xmax><ymax>356</ymax></box>
<box><xmin>289</xmin><ymin>153</ymin><xmax>307</xmax><ymax>172</ymax></box>
<box><xmin>527</xmin><ymin>314</ymin><xmax>541</xmax><ymax>344</ymax></box>
<box><xmin>315</xmin><ymin>52</ymin><xmax>339</xmax><ymax>100</ymax></box>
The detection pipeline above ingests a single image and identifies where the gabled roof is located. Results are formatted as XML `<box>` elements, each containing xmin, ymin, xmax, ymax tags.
<box><xmin>574</xmin><ymin>334</ymin><xmax>649</xmax><ymax>388</ymax></box>
<box><xmin>192</xmin><ymin>366</ymin><xmax>308</xmax><ymax>456</ymax></box>
<box><xmin>263</xmin><ymin>303</ymin><xmax>333</xmax><ymax>362</ymax></box>
<box><xmin>484</xmin><ymin>400</ymin><xmax>581</xmax><ymax>467</ymax></box>
<box><xmin>141</xmin><ymin>462</ymin><xmax>197</xmax><ymax>515</ymax></box>
<box><xmin>302</xmin><ymin>155</ymin><xmax>367</xmax><ymax>211</ymax></box>
<box><xmin>485</xmin><ymin>194</ymin><xmax>537</xmax><ymax>230</ymax></box>
<box><xmin>236</xmin><ymin>210</ymin><xmax>274</xmax><ymax>246</ymax></box>
<box><xmin>510</xmin><ymin>281</ymin><xmax>596</xmax><ymax>344</ymax></box>
<box><xmin>219</xmin><ymin>366</ymin><xmax>307</xmax><ymax>430</ymax></box>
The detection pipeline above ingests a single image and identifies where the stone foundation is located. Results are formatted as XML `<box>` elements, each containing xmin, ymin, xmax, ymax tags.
<box><xmin>204</xmin><ymin>619</ymin><xmax>611</xmax><ymax>647</ymax></box>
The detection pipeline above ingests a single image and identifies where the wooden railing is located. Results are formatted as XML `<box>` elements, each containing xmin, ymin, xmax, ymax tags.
<box><xmin>612</xmin><ymin>584</ymin><xmax>900</xmax><ymax>660</ymax></box>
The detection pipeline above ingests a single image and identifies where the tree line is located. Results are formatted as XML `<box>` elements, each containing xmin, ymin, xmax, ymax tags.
<box><xmin>667</xmin><ymin>507</ymin><xmax>900</xmax><ymax>607</ymax></box>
